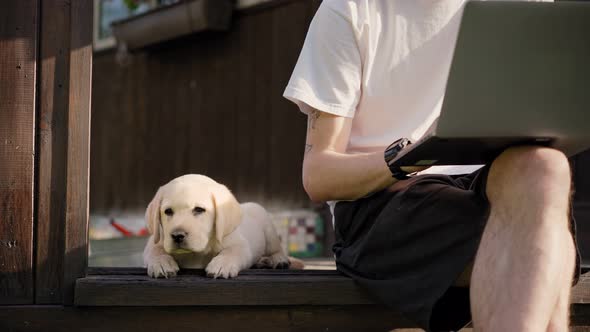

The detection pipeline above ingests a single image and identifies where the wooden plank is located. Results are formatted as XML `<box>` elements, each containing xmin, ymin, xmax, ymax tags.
<box><xmin>0</xmin><ymin>0</ymin><xmax>38</xmax><ymax>305</ymax></box>
<box><xmin>232</xmin><ymin>12</ymin><xmax>258</xmax><ymax>202</ymax></box>
<box><xmin>75</xmin><ymin>272</ymin><xmax>375</xmax><ymax>306</ymax></box>
<box><xmin>0</xmin><ymin>305</ymin><xmax>407</xmax><ymax>332</ymax></box>
<box><xmin>35</xmin><ymin>0</ymin><xmax>71</xmax><ymax>304</ymax></box>
<box><xmin>62</xmin><ymin>0</ymin><xmax>93</xmax><ymax>305</ymax></box>
<box><xmin>4</xmin><ymin>305</ymin><xmax>590</xmax><ymax>332</ymax></box>
<box><xmin>76</xmin><ymin>271</ymin><xmax>590</xmax><ymax>307</ymax></box>
<box><xmin>250</xmin><ymin>8</ymin><xmax>273</xmax><ymax>204</ymax></box>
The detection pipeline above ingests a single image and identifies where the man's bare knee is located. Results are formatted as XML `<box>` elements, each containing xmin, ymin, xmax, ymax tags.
<box><xmin>486</xmin><ymin>146</ymin><xmax>571</xmax><ymax>204</ymax></box>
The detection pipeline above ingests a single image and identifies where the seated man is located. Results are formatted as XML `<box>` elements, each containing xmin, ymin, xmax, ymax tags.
<box><xmin>283</xmin><ymin>1</ymin><xmax>580</xmax><ymax>331</ymax></box>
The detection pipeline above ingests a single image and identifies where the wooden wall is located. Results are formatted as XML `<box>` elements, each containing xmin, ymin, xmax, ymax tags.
<box><xmin>90</xmin><ymin>1</ymin><xmax>322</xmax><ymax>213</ymax></box>
<box><xmin>574</xmin><ymin>151</ymin><xmax>590</xmax><ymax>261</ymax></box>
<box><xmin>0</xmin><ymin>0</ymin><xmax>92</xmax><ymax>305</ymax></box>
<box><xmin>0</xmin><ymin>0</ymin><xmax>38</xmax><ymax>304</ymax></box>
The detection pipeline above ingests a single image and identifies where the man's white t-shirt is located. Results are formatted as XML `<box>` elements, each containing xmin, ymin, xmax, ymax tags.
<box><xmin>283</xmin><ymin>0</ymin><xmax>550</xmax><ymax>212</ymax></box>
<box><xmin>284</xmin><ymin>0</ymin><xmax>549</xmax><ymax>162</ymax></box>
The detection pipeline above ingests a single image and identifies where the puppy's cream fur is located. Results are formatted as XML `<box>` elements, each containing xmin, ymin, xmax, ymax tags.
<box><xmin>143</xmin><ymin>174</ymin><xmax>293</xmax><ymax>278</ymax></box>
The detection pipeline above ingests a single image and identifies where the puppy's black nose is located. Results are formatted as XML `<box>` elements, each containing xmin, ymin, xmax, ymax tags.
<box><xmin>171</xmin><ymin>231</ymin><xmax>187</xmax><ymax>244</ymax></box>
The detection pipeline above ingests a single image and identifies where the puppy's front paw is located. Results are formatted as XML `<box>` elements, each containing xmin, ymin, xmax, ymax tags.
<box><xmin>255</xmin><ymin>252</ymin><xmax>290</xmax><ymax>269</ymax></box>
<box><xmin>146</xmin><ymin>254</ymin><xmax>179</xmax><ymax>278</ymax></box>
<box><xmin>270</xmin><ymin>252</ymin><xmax>291</xmax><ymax>269</ymax></box>
<box><xmin>206</xmin><ymin>255</ymin><xmax>241</xmax><ymax>279</ymax></box>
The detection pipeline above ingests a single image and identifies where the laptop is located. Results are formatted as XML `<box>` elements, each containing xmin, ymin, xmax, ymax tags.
<box><xmin>390</xmin><ymin>0</ymin><xmax>590</xmax><ymax>168</ymax></box>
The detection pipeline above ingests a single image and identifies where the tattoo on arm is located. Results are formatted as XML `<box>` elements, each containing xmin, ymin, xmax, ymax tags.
<box><xmin>305</xmin><ymin>110</ymin><xmax>319</xmax><ymax>154</ymax></box>
<box><xmin>308</xmin><ymin>110</ymin><xmax>321</xmax><ymax>130</ymax></box>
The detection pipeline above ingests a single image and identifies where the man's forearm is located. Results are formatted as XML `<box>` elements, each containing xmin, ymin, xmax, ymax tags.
<box><xmin>303</xmin><ymin>149</ymin><xmax>396</xmax><ymax>202</ymax></box>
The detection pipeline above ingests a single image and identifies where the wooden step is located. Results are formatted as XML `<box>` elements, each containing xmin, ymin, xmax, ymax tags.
<box><xmin>76</xmin><ymin>268</ymin><xmax>590</xmax><ymax>307</ymax></box>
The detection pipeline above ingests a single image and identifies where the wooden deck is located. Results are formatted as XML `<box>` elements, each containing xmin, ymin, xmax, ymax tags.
<box><xmin>1</xmin><ymin>268</ymin><xmax>588</xmax><ymax>331</ymax></box>
<box><xmin>75</xmin><ymin>268</ymin><xmax>590</xmax><ymax>307</ymax></box>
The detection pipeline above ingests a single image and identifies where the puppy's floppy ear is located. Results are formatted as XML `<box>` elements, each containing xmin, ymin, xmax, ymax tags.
<box><xmin>211</xmin><ymin>183</ymin><xmax>242</xmax><ymax>243</ymax></box>
<box><xmin>146</xmin><ymin>187</ymin><xmax>163</xmax><ymax>244</ymax></box>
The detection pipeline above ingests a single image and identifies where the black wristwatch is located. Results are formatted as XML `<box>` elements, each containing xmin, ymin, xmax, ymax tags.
<box><xmin>384</xmin><ymin>138</ymin><xmax>412</xmax><ymax>180</ymax></box>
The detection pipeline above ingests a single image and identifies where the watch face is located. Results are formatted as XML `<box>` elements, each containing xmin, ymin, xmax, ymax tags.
<box><xmin>385</xmin><ymin>138</ymin><xmax>411</xmax><ymax>162</ymax></box>
<box><xmin>398</xmin><ymin>138</ymin><xmax>411</xmax><ymax>149</ymax></box>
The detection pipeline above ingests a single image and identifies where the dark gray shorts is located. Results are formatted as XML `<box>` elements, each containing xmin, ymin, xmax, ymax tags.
<box><xmin>332</xmin><ymin>166</ymin><xmax>581</xmax><ymax>332</ymax></box>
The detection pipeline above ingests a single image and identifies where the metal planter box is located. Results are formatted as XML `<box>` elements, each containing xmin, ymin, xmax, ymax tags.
<box><xmin>112</xmin><ymin>0</ymin><xmax>233</xmax><ymax>51</ymax></box>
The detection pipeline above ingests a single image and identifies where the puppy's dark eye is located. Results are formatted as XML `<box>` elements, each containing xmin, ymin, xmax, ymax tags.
<box><xmin>193</xmin><ymin>207</ymin><xmax>206</xmax><ymax>215</ymax></box>
<box><xmin>164</xmin><ymin>208</ymin><xmax>174</xmax><ymax>216</ymax></box>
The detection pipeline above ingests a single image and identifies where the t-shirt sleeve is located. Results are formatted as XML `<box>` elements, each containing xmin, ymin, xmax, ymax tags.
<box><xmin>283</xmin><ymin>0</ymin><xmax>362</xmax><ymax>118</ymax></box>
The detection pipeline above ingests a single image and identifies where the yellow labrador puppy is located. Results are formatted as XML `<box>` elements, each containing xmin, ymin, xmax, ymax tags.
<box><xmin>143</xmin><ymin>174</ymin><xmax>296</xmax><ymax>278</ymax></box>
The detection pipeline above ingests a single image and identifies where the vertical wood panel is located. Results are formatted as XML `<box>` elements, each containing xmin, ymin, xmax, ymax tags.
<box><xmin>233</xmin><ymin>16</ymin><xmax>257</xmax><ymax>205</ymax></box>
<box><xmin>63</xmin><ymin>0</ymin><xmax>93</xmax><ymax>305</ymax></box>
<box><xmin>251</xmin><ymin>10</ymin><xmax>272</xmax><ymax>204</ymax></box>
<box><xmin>575</xmin><ymin>151</ymin><xmax>590</xmax><ymax>203</ymax></box>
<box><xmin>574</xmin><ymin>150</ymin><xmax>590</xmax><ymax>264</ymax></box>
<box><xmin>268</xmin><ymin>1</ymin><xmax>317</xmax><ymax>208</ymax></box>
<box><xmin>0</xmin><ymin>0</ymin><xmax>38</xmax><ymax>304</ymax></box>
<box><xmin>36</xmin><ymin>0</ymin><xmax>71</xmax><ymax>304</ymax></box>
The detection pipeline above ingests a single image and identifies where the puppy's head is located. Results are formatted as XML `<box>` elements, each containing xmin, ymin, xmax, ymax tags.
<box><xmin>145</xmin><ymin>174</ymin><xmax>242</xmax><ymax>254</ymax></box>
